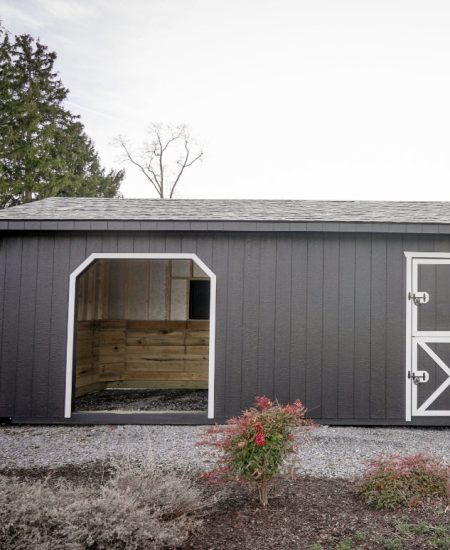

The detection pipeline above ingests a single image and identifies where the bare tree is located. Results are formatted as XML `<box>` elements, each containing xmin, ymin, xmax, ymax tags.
<box><xmin>116</xmin><ymin>123</ymin><xmax>203</xmax><ymax>198</ymax></box>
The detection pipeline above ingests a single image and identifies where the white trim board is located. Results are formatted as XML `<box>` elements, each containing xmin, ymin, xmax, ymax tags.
<box><xmin>65</xmin><ymin>253</ymin><xmax>217</xmax><ymax>419</ymax></box>
<box><xmin>405</xmin><ymin>251</ymin><xmax>450</xmax><ymax>419</ymax></box>
<box><xmin>404</xmin><ymin>252</ymin><xmax>450</xmax><ymax>259</ymax></box>
<box><xmin>405</xmin><ymin>253</ymin><xmax>413</xmax><ymax>421</ymax></box>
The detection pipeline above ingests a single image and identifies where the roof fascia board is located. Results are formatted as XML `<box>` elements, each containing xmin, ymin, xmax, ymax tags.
<box><xmin>0</xmin><ymin>219</ymin><xmax>447</xmax><ymax>234</ymax></box>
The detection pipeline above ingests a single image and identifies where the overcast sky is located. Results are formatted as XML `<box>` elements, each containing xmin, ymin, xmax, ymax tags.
<box><xmin>2</xmin><ymin>0</ymin><xmax>450</xmax><ymax>201</ymax></box>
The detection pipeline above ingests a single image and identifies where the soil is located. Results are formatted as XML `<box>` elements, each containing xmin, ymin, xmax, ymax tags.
<box><xmin>2</xmin><ymin>463</ymin><xmax>449</xmax><ymax>549</ymax></box>
<box><xmin>74</xmin><ymin>388</ymin><xmax>208</xmax><ymax>412</ymax></box>
<box><xmin>188</xmin><ymin>478</ymin><xmax>450</xmax><ymax>550</ymax></box>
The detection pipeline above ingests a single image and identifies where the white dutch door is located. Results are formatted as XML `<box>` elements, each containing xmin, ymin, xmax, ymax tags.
<box><xmin>405</xmin><ymin>252</ymin><xmax>450</xmax><ymax>419</ymax></box>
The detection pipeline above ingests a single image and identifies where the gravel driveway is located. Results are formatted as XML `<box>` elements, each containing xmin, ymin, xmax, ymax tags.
<box><xmin>1</xmin><ymin>425</ymin><xmax>450</xmax><ymax>479</ymax></box>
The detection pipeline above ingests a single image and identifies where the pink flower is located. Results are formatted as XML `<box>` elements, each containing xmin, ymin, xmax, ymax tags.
<box><xmin>255</xmin><ymin>432</ymin><xmax>266</xmax><ymax>446</ymax></box>
<box><xmin>255</xmin><ymin>423</ymin><xmax>266</xmax><ymax>446</ymax></box>
<box><xmin>256</xmin><ymin>396</ymin><xmax>272</xmax><ymax>411</ymax></box>
<box><xmin>283</xmin><ymin>400</ymin><xmax>305</xmax><ymax>415</ymax></box>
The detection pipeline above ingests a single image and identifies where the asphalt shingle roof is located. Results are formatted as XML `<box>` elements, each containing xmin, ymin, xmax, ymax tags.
<box><xmin>1</xmin><ymin>197</ymin><xmax>450</xmax><ymax>224</ymax></box>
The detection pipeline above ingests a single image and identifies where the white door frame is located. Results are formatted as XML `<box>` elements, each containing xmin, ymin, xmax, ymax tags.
<box><xmin>65</xmin><ymin>253</ymin><xmax>216</xmax><ymax>419</ymax></box>
<box><xmin>405</xmin><ymin>251</ymin><xmax>450</xmax><ymax>420</ymax></box>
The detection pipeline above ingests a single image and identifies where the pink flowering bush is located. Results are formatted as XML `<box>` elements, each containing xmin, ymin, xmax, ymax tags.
<box><xmin>199</xmin><ymin>396</ymin><xmax>314</xmax><ymax>506</ymax></box>
<box><xmin>357</xmin><ymin>454</ymin><xmax>450</xmax><ymax>510</ymax></box>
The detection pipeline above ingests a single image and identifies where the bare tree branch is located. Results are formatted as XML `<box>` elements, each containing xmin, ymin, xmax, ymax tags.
<box><xmin>170</xmin><ymin>139</ymin><xmax>203</xmax><ymax>198</ymax></box>
<box><xmin>115</xmin><ymin>135</ymin><xmax>162</xmax><ymax>197</ymax></box>
<box><xmin>115</xmin><ymin>124</ymin><xmax>203</xmax><ymax>199</ymax></box>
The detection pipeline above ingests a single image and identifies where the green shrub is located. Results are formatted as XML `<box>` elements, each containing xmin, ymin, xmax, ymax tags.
<box><xmin>0</xmin><ymin>456</ymin><xmax>203</xmax><ymax>549</ymax></box>
<box><xmin>357</xmin><ymin>454</ymin><xmax>450</xmax><ymax>510</ymax></box>
<box><xmin>199</xmin><ymin>396</ymin><xmax>315</xmax><ymax>506</ymax></box>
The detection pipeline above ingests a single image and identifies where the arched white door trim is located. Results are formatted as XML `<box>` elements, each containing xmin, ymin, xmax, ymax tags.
<box><xmin>65</xmin><ymin>253</ymin><xmax>216</xmax><ymax>419</ymax></box>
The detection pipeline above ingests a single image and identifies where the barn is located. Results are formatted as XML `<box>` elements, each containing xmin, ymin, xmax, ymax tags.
<box><xmin>1</xmin><ymin>197</ymin><xmax>450</xmax><ymax>426</ymax></box>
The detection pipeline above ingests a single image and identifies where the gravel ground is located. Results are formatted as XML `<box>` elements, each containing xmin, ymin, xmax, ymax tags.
<box><xmin>2</xmin><ymin>425</ymin><xmax>450</xmax><ymax>479</ymax></box>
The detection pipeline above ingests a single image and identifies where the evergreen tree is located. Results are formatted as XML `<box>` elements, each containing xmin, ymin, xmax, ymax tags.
<box><xmin>0</xmin><ymin>27</ymin><xmax>123</xmax><ymax>208</ymax></box>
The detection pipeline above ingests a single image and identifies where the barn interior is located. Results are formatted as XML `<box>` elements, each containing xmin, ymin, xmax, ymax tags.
<box><xmin>73</xmin><ymin>259</ymin><xmax>210</xmax><ymax>413</ymax></box>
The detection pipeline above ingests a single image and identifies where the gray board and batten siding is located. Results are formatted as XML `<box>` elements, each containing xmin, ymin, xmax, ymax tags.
<box><xmin>2</xmin><ymin>198</ymin><xmax>450</xmax><ymax>425</ymax></box>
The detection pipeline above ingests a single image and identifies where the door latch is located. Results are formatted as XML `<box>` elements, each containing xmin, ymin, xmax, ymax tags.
<box><xmin>408</xmin><ymin>291</ymin><xmax>430</xmax><ymax>305</ymax></box>
<box><xmin>408</xmin><ymin>370</ymin><xmax>430</xmax><ymax>384</ymax></box>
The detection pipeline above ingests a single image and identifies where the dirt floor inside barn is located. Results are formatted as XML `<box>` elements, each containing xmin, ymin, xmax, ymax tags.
<box><xmin>75</xmin><ymin>388</ymin><xmax>208</xmax><ymax>412</ymax></box>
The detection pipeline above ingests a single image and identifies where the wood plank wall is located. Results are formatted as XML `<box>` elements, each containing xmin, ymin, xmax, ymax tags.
<box><xmin>4</xmin><ymin>229</ymin><xmax>450</xmax><ymax>422</ymax></box>
<box><xmin>77</xmin><ymin>259</ymin><xmax>208</xmax><ymax>321</ymax></box>
<box><xmin>76</xmin><ymin>261</ymin><xmax>109</xmax><ymax>320</ymax></box>
<box><xmin>75</xmin><ymin>320</ymin><xmax>209</xmax><ymax>396</ymax></box>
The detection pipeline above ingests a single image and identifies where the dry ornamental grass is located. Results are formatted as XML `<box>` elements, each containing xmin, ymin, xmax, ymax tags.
<box><xmin>0</xmin><ymin>455</ymin><xmax>204</xmax><ymax>550</ymax></box>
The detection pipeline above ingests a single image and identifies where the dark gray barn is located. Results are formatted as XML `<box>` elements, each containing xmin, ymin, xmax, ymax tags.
<box><xmin>2</xmin><ymin>197</ymin><xmax>450</xmax><ymax>426</ymax></box>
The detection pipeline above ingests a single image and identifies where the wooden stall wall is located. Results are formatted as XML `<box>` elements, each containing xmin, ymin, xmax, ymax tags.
<box><xmin>74</xmin><ymin>259</ymin><xmax>209</xmax><ymax>396</ymax></box>
<box><xmin>75</xmin><ymin>261</ymin><xmax>108</xmax><ymax>395</ymax></box>
<box><xmin>95</xmin><ymin>320</ymin><xmax>209</xmax><ymax>390</ymax></box>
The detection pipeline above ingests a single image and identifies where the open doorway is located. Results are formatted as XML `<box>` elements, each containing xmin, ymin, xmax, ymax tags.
<box><xmin>65</xmin><ymin>254</ymin><xmax>215</xmax><ymax>418</ymax></box>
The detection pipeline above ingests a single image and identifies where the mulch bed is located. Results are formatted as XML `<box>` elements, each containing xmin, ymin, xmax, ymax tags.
<box><xmin>187</xmin><ymin>478</ymin><xmax>450</xmax><ymax>550</ymax></box>
<box><xmin>2</xmin><ymin>464</ymin><xmax>449</xmax><ymax>549</ymax></box>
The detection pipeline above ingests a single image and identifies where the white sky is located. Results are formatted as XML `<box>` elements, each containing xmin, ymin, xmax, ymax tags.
<box><xmin>1</xmin><ymin>0</ymin><xmax>450</xmax><ymax>201</ymax></box>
